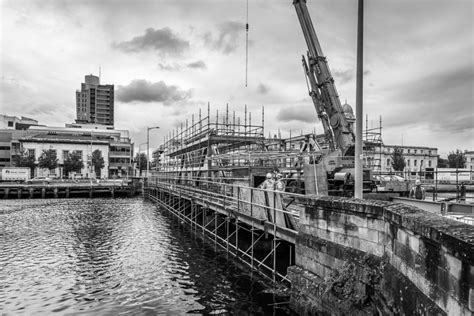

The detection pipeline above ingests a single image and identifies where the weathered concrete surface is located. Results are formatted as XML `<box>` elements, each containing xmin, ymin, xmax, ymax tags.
<box><xmin>288</xmin><ymin>196</ymin><xmax>474</xmax><ymax>315</ymax></box>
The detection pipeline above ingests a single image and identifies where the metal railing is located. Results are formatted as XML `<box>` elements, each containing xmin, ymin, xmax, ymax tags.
<box><xmin>145</xmin><ymin>176</ymin><xmax>307</xmax><ymax>283</ymax></box>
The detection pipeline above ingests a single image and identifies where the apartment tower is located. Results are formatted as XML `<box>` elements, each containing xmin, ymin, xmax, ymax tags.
<box><xmin>76</xmin><ymin>74</ymin><xmax>114</xmax><ymax>126</ymax></box>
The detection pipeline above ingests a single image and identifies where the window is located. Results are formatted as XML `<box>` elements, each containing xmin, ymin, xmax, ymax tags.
<box><xmin>428</xmin><ymin>150</ymin><xmax>431</xmax><ymax>155</ymax></box>
<box><xmin>414</xmin><ymin>160</ymin><xmax>417</xmax><ymax>167</ymax></box>
<box><xmin>428</xmin><ymin>161</ymin><xmax>432</xmax><ymax>167</ymax></box>
<box><xmin>28</xmin><ymin>149</ymin><xmax>35</xmax><ymax>157</ymax></box>
<box><xmin>421</xmin><ymin>150</ymin><xmax>424</xmax><ymax>154</ymax></box>
<box><xmin>387</xmin><ymin>158</ymin><xmax>390</xmax><ymax>166</ymax></box>
<box><xmin>414</xmin><ymin>149</ymin><xmax>417</xmax><ymax>154</ymax></box>
<box><xmin>407</xmin><ymin>149</ymin><xmax>410</xmax><ymax>154</ymax></box>
<box><xmin>420</xmin><ymin>160</ymin><xmax>423</xmax><ymax>167</ymax></box>
<box><xmin>407</xmin><ymin>159</ymin><xmax>410</xmax><ymax>167</ymax></box>
<box><xmin>74</xmin><ymin>150</ymin><xmax>83</xmax><ymax>160</ymax></box>
<box><xmin>8</xmin><ymin>121</ymin><xmax>13</xmax><ymax>127</ymax></box>
<box><xmin>63</xmin><ymin>150</ymin><xmax>69</xmax><ymax>160</ymax></box>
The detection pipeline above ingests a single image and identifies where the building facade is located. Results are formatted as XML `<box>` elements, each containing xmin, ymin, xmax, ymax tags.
<box><xmin>16</xmin><ymin>125</ymin><xmax>133</xmax><ymax>178</ymax></box>
<box><xmin>369</xmin><ymin>144</ymin><xmax>438</xmax><ymax>175</ymax></box>
<box><xmin>0</xmin><ymin>115</ymin><xmax>41</xmax><ymax>167</ymax></box>
<box><xmin>20</xmin><ymin>134</ymin><xmax>110</xmax><ymax>178</ymax></box>
<box><xmin>0</xmin><ymin>114</ymin><xmax>39</xmax><ymax>130</ymax></box>
<box><xmin>465</xmin><ymin>151</ymin><xmax>474</xmax><ymax>170</ymax></box>
<box><xmin>76</xmin><ymin>75</ymin><xmax>114</xmax><ymax>127</ymax></box>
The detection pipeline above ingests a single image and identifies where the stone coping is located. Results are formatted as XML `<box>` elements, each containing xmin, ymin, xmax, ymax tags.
<box><xmin>305</xmin><ymin>195</ymin><xmax>474</xmax><ymax>264</ymax></box>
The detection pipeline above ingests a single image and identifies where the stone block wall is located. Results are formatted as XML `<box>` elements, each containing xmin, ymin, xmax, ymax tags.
<box><xmin>288</xmin><ymin>196</ymin><xmax>474</xmax><ymax>315</ymax></box>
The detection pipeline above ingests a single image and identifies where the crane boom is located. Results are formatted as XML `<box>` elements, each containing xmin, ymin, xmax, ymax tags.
<box><xmin>293</xmin><ymin>0</ymin><xmax>354</xmax><ymax>155</ymax></box>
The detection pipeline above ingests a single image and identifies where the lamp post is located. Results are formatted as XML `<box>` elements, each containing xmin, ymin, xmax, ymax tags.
<box><xmin>147</xmin><ymin>126</ymin><xmax>160</xmax><ymax>178</ymax></box>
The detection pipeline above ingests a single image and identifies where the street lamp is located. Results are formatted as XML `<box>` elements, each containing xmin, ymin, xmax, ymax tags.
<box><xmin>147</xmin><ymin>126</ymin><xmax>160</xmax><ymax>178</ymax></box>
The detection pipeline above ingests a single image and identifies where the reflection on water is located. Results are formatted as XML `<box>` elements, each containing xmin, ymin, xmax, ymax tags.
<box><xmin>0</xmin><ymin>198</ymin><xmax>294</xmax><ymax>315</ymax></box>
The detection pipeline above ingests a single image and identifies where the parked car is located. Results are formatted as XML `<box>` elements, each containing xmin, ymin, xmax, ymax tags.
<box><xmin>26</xmin><ymin>177</ymin><xmax>52</xmax><ymax>184</ymax></box>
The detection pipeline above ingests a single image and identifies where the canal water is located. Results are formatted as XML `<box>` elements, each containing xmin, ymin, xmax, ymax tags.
<box><xmin>1</xmin><ymin>198</ymin><xmax>294</xmax><ymax>315</ymax></box>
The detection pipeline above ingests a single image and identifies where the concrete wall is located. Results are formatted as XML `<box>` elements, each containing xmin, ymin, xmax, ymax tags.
<box><xmin>288</xmin><ymin>196</ymin><xmax>473</xmax><ymax>315</ymax></box>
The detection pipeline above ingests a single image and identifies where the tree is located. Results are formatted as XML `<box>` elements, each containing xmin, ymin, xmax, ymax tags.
<box><xmin>12</xmin><ymin>150</ymin><xmax>36</xmax><ymax>177</ymax></box>
<box><xmin>38</xmin><ymin>149</ymin><xmax>58</xmax><ymax>174</ymax></box>
<box><xmin>447</xmin><ymin>149</ymin><xmax>466</xmax><ymax>168</ymax></box>
<box><xmin>63</xmin><ymin>152</ymin><xmax>84</xmax><ymax>177</ymax></box>
<box><xmin>437</xmin><ymin>157</ymin><xmax>449</xmax><ymax>168</ymax></box>
<box><xmin>134</xmin><ymin>153</ymin><xmax>148</xmax><ymax>176</ymax></box>
<box><xmin>91</xmin><ymin>149</ymin><xmax>105</xmax><ymax>178</ymax></box>
<box><xmin>391</xmin><ymin>147</ymin><xmax>406</xmax><ymax>171</ymax></box>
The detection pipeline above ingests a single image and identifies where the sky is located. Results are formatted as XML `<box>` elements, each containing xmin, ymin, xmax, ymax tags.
<box><xmin>1</xmin><ymin>0</ymin><xmax>473</xmax><ymax>157</ymax></box>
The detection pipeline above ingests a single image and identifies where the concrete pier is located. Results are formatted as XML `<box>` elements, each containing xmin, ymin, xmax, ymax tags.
<box><xmin>0</xmin><ymin>180</ymin><xmax>142</xmax><ymax>199</ymax></box>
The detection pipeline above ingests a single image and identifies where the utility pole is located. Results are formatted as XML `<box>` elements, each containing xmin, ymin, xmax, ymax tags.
<box><xmin>354</xmin><ymin>0</ymin><xmax>364</xmax><ymax>198</ymax></box>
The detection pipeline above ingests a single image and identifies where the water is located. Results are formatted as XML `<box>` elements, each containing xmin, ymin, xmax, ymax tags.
<box><xmin>0</xmin><ymin>198</ymin><xmax>294</xmax><ymax>315</ymax></box>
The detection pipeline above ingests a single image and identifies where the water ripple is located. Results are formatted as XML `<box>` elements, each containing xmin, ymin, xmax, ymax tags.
<box><xmin>0</xmin><ymin>197</ymin><xmax>294</xmax><ymax>315</ymax></box>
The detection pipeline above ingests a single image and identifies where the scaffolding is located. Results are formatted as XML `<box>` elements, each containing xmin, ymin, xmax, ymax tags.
<box><xmin>145</xmin><ymin>177</ymin><xmax>303</xmax><ymax>284</ymax></box>
<box><xmin>154</xmin><ymin>104</ymin><xmax>324</xmax><ymax>190</ymax></box>
<box><xmin>363</xmin><ymin>115</ymin><xmax>383</xmax><ymax>173</ymax></box>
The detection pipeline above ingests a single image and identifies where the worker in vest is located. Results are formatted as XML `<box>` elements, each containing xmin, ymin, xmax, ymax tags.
<box><xmin>259</xmin><ymin>173</ymin><xmax>275</xmax><ymax>190</ymax></box>
<box><xmin>409</xmin><ymin>180</ymin><xmax>425</xmax><ymax>200</ymax></box>
<box><xmin>274</xmin><ymin>173</ymin><xmax>286</xmax><ymax>192</ymax></box>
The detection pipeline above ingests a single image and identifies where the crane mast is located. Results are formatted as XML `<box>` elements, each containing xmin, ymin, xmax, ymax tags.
<box><xmin>293</xmin><ymin>0</ymin><xmax>354</xmax><ymax>155</ymax></box>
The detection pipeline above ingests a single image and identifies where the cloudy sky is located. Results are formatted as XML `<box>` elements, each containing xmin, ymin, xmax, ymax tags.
<box><xmin>1</xmin><ymin>0</ymin><xmax>473</xmax><ymax>157</ymax></box>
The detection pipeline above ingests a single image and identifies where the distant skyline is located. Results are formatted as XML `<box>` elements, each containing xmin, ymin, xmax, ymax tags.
<box><xmin>1</xmin><ymin>0</ymin><xmax>473</xmax><ymax>157</ymax></box>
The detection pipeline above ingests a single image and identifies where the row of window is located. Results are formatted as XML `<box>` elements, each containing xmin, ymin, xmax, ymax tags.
<box><xmin>110</xmin><ymin>158</ymin><xmax>130</xmax><ymax>163</ymax></box>
<box><xmin>387</xmin><ymin>148</ymin><xmax>433</xmax><ymax>155</ymax></box>
<box><xmin>110</xmin><ymin>147</ymin><xmax>131</xmax><ymax>152</ymax></box>
<box><xmin>386</xmin><ymin>158</ymin><xmax>432</xmax><ymax>168</ymax></box>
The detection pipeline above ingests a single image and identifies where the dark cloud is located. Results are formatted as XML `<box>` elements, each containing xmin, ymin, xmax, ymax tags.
<box><xmin>383</xmin><ymin>65</ymin><xmax>474</xmax><ymax>133</ymax></box>
<box><xmin>203</xmin><ymin>21</ymin><xmax>245</xmax><ymax>54</ymax></box>
<box><xmin>158</xmin><ymin>63</ymin><xmax>181</xmax><ymax>71</ymax></box>
<box><xmin>157</xmin><ymin>60</ymin><xmax>207</xmax><ymax>71</ymax></box>
<box><xmin>332</xmin><ymin>69</ymin><xmax>353</xmax><ymax>85</ymax></box>
<box><xmin>256</xmin><ymin>83</ymin><xmax>269</xmax><ymax>94</ymax></box>
<box><xmin>187</xmin><ymin>60</ymin><xmax>207</xmax><ymax>69</ymax></box>
<box><xmin>112</xmin><ymin>27</ymin><xmax>189</xmax><ymax>55</ymax></box>
<box><xmin>276</xmin><ymin>105</ymin><xmax>316</xmax><ymax>123</ymax></box>
<box><xmin>116</xmin><ymin>80</ymin><xmax>192</xmax><ymax>104</ymax></box>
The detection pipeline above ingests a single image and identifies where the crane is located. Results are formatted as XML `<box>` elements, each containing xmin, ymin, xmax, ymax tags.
<box><xmin>293</xmin><ymin>0</ymin><xmax>355</xmax><ymax>156</ymax></box>
<box><xmin>292</xmin><ymin>0</ymin><xmax>373</xmax><ymax>195</ymax></box>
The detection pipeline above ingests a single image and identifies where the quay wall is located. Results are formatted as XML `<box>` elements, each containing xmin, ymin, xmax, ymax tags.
<box><xmin>0</xmin><ymin>182</ymin><xmax>140</xmax><ymax>199</ymax></box>
<box><xmin>288</xmin><ymin>196</ymin><xmax>474</xmax><ymax>315</ymax></box>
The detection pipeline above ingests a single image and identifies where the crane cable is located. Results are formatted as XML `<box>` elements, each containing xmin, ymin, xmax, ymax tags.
<box><xmin>245</xmin><ymin>0</ymin><xmax>249</xmax><ymax>87</ymax></box>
